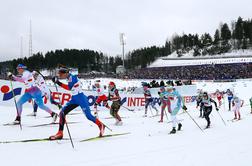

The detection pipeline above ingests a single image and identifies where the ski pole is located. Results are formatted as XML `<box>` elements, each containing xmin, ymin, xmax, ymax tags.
<box><xmin>103</xmin><ymin>123</ymin><xmax>113</xmax><ymax>132</ymax></box>
<box><xmin>121</xmin><ymin>105</ymin><xmax>134</xmax><ymax>112</ymax></box>
<box><xmin>10</xmin><ymin>80</ymin><xmax>22</xmax><ymax>130</ymax></box>
<box><xmin>54</xmin><ymin>82</ymin><xmax>74</xmax><ymax>149</ymax></box>
<box><xmin>164</xmin><ymin>109</ymin><xmax>169</xmax><ymax>121</ymax></box>
<box><xmin>216</xmin><ymin>110</ymin><xmax>226</xmax><ymax>126</ymax></box>
<box><xmin>62</xmin><ymin>112</ymin><xmax>75</xmax><ymax>148</ymax></box>
<box><xmin>184</xmin><ymin>110</ymin><xmax>204</xmax><ymax>132</ymax></box>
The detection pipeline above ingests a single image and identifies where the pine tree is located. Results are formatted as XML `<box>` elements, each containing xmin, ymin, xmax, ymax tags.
<box><xmin>221</xmin><ymin>23</ymin><xmax>232</xmax><ymax>41</ymax></box>
<box><xmin>234</xmin><ymin>17</ymin><xmax>244</xmax><ymax>49</ymax></box>
<box><xmin>214</xmin><ymin>29</ymin><xmax>220</xmax><ymax>45</ymax></box>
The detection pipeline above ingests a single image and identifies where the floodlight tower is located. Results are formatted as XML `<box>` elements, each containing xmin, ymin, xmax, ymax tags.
<box><xmin>20</xmin><ymin>36</ymin><xmax>23</xmax><ymax>58</ymax></box>
<box><xmin>119</xmin><ymin>33</ymin><xmax>126</xmax><ymax>68</ymax></box>
<box><xmin>28</xmin><ymin>20</ymin><xmax>33</xmax><ymax>57</ymax></box>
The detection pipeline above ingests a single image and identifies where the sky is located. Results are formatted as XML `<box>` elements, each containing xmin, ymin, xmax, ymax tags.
<box><xmin>0</xmin><ymin>0</ymin><xmax>251</xmax><ymax>62</ymax></box>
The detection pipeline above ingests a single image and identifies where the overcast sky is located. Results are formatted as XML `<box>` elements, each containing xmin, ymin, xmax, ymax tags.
<box><xmin>0</xmin><ymin>0</ymin><xmax>251</xmax><ymax>61</ymax></box>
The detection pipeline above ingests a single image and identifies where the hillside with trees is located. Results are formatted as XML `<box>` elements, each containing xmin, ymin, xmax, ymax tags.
<box><xmin>0</xmin><ymin>17</ymin><xmax>251</xmax><ymax>74</ymax></box>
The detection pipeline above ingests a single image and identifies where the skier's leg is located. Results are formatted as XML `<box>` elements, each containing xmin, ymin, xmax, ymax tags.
<box><xmin>144</xmin><ymin>99</ymin><xmax>150</xmax><ymax>116</ymax></box>
<box><xmin>159</xmin><ymin>102</ymin><xmax>165</xmax><ymax>122</ymax></box>
<box><xmin>204</xmin><ymin>107</ymin><xmax>212</xmax><ymax>127</ymax></box>
<box><xmin>16</xmin><ymin>93</ymin><xmax>32</xmax><ymax>116</ymax></box>
<box><xmin>79</xmin><ymin>94</ymin><xmax>105</xmax><ymax>136</ymax></box>
<box><xmin>49</xmin><ymin>103</ymin><xmax>78</xmax><ymax>140</ymax></box>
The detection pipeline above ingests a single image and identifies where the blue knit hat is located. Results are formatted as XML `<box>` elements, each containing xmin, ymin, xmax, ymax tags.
<box><xmin>16</xmin><ymin>64</ymin><xmax>27</xmax><ymax>69</ymax></box>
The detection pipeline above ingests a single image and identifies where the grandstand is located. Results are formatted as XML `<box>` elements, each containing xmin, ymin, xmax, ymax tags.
<box><xmin>127</xmin><ymin>53</ymin><xmax>252</xmax><ymax>80</ymax></box>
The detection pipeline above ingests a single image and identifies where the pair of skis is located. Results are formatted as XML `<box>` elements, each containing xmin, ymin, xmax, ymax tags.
<box><xmin>0</xmin><ymin>132</ymin><xmax>130</xmax><ymax>144</ymax></box>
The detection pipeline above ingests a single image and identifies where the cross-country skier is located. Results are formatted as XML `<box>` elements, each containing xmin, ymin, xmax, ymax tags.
<box><xmin>158</xmin><ymin>86</ymin><xmax>169</xmax><ymax>123</ymax></box>
<box><xmin>7</xmin><ymin>64</ymin><xmax>58</xmax><ymax>124</ymax></box>
<box><xmin>142</xmin><ymin>82</ymin><xmax>158</xmax><ymax>117</ymax></box>
<box><xmin>215</xmin><ymin>89</ymin><xmax>223</xmax><ymax>107</ymax></box>
<box><xmin>107</xmin><ymin>81</ymin><xmax>122</xmax><ymax>126</ymax></box>
<box><xmin>232</xmin><ymin>95</ymin><xmax>244</xmax><ymax>120</ymax></box>
<box><xmin>166</xmin><ymin>86</ymin><xmax>187</xmax><ymax>134</ymax></box>
<box><xmin>197</xmin><ymin>92</ymin><xmax>219</xmax><ymax>128</ymax></box>
<box><xmin>196</xmin><ymin>89</ymin><xmax>204</xmax><ymax>118</ymax></box>
<box><xmin>93</xmin><ymin>80</ymin><xmax>110</xmax><ymax>117</ymax></box>
<box><xmin>28</xmin><ymin>71</ymin><xmax>61</xmax><ymax>116</ymax></box>
<box><xmin>49</xmin><ymin>66</ymin><xmax>105</xmax><ymax>140</ymax></box>
<box><xmin>225</xmin><ymin>89</ymin><xmax>233</xmax><ymax>111</ymax></box>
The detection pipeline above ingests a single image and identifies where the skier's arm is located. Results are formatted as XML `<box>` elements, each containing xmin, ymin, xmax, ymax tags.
<box><xmin>52</xmin><ymin>77</ymin><xmax>70</xmax><ymax>90</ymax></box>
<box><xmin>12</xmin><ymin>75</ymin><xmax>25</xmax><ymax>83</ymax></box>
<box><xmin>197</xmin><ymin>99</ymin><xmax>202</xmax><ymax>107</ymax></box>
<box><xmin>210</xmin><ymin>98</ymin><xmax>218</xmax><ymax>110</ymax></box>
<box><xmin>177</xmin><ymin>92</ymin><xmax>187</xmax><ymax>110</ymax></box>
<box><xmin>110</xmin><ymin>89</ymin><xmax>120</xmax><ymax>101</ymax></box>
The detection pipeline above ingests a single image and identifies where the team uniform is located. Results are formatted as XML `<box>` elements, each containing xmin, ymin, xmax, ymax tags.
<box><xmin>232</xmin><ymin>96</ymin><xmax>244</xmax><ymax>120</ymax></box>
<box><xmin>226</xmin><ymin>89</ymin><xmax>233</xmax><ymax>111</ymax></box>
<box><xmin>49</xmin><ymin>73</ymin><xmax>105</xmax><ymax>140</ymax></box>
<box><xmin>93</xmin><ymin>81</ymin><xmax>110</xmax><ymax>116</ymax></box>
<box><xmin>167</xmin><ymin>88</ymin><xmax>185</xmax><ymax>134</ymax></box>
<box><xmin>197</xmin><ymin>92</ymin><xmax>218</xmax><ymax>128</ymax></box>
<box><xmin>143</xmin><ymin>84</ymin><xmax>158</xmax><ymax>117</ymax></box>
<box><xmin>108</xmin><ymin>82</ymin><xmax>122</xmax><ymax>125</ymax></box>
<box><xmin>158</xmin><ymin>87</ymin><xmax>169</xmax><ymax>122</ymax></box>
<box><xmin>32</xmin><ymin>71</ymin><xmax>61</xmax><ymax>115</ymax></box>
<box><xmin>215</xmin><ymin>90</ymin><xmax>223</xmax><ymax>107</ymax></box>
<box><xmin>196</xmin><ymin>91</ymin><xmax>204</xmax><ymax>118</ymax></box>
<box><xmin>10</xmin><ymin>65</ymin><xmax>57</xmax><ymax>124</ymax></box>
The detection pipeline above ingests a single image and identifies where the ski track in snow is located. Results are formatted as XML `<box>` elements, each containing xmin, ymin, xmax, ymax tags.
<box><xmin>1</xmin><ymin>80</ymin><xmax>252</xmax><ymax>166</ymax></box>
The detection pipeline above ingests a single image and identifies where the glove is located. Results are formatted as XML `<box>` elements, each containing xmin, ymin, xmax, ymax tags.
<box><xmin>182</xmin><ymin>105</ymin><xmax>187</xmax><ymax>111</ymax></box>
<box><xmin>7</xmin><ymin>72</ymin><xmax>13</xmax><ymax>79</ymax></box>
<box><xmin>52</xmin><ymin>76</ymin><xmax>59</xmax><ymax>83</ymax></box>
<box><xmin>216</xmin><ymin>108</ymin><xmax>219</xmax><ymax>111</ymax></box>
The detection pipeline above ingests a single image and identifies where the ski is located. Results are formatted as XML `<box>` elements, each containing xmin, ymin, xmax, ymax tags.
<box><xmin>0</xmin><ymin>138</ymin><xmax>69</xmax><ymax>144</ymax></box>
<box><xmin>3</xmin><ymin>122</ymin><xmax>20</xmax><ymax>126</ymax></box>
<box><xmin>28</xmin><ymin>121</ymin><xmax>79</xmax><ymax>127</ymax></box>
<box><xmin>149</xmin><ymin>115</ymin><xmax>159</xmax><ymax>118</ymax></box>
<box><xmin>228</xmin><ymin>118</ymin><xmax>243</xmax><ymax>122</ymax></box>
<box><xmin>80</xmin><ymin>132</ymin><xmax>130</xmax><ymax>142</ymax></box>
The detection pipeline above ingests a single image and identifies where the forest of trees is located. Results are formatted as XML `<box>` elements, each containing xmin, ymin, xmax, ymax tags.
<box><xmin>0</xmin><ymin>17</ymin><xmax>251</xmax><ymax>74</ymax></box>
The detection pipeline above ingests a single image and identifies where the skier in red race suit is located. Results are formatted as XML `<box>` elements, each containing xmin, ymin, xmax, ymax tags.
<box><xmin>93</xmin><ymin>80</ymin><xmax>110</xmax><ymax>117</ymax></box>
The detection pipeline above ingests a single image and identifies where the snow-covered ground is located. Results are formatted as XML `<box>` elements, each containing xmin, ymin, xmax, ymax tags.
<box><xmin>0</xmin><ymin>79</ymin><xmax>252</xmax><ymax>166</ymax></box>
<box><xmin>149</xmin><ymin>49</ymin><xmax>252</xmax><ymax>67</ymax></box>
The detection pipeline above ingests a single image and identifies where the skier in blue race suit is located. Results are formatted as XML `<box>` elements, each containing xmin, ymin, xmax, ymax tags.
<box><xmin>49</xmin><ymin>66</ymin><xmax>105</xmax><ymax>140</ymax></box>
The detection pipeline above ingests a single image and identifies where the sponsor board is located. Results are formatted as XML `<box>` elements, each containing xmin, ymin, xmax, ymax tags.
<box><xmin>0</xmin><ymin>79</ymin><xmax>197</xmax><ymax>109</ymax></box>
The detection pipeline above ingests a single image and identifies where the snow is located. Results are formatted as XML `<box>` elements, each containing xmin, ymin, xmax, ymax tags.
<box><xmin>148</xmin><ymin>49</ymin><xmax>252</xmax><ymax>67</ymax></box>
<box><xmin>0</xmin><ymin>79</ymin><xmax>252</xmax><ymax>166</ymax></box>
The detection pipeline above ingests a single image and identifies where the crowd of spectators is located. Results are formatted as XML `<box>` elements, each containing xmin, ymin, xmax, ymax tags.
<box><xmin>125</xmin><ymin>62</ymin><xmax>252</xmax><ymax>80</ymax></box>
<box><xmin>142</xmin><ymin>80</ymin><xmax>192</xmax><ymax>88</ymax></box>
<box><xmin>0</xmin><ymin>62</ymin><xmax>251</xmax><ymax>81</ymax></box>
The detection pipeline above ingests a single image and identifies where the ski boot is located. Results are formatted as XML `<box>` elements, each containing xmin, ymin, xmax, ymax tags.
<box><xmin>49</xmin><ymin>130</ymin><xmax>63</xmax><ymax>140</ymax></box>
<box><xmin>13</xmin><ymin>116</ymin><xmax>21</xmax><ymax>125</ymax></box>
<box><xmin>115</xmin><ymin>120</ymin><xmax>123</xmax><ymax>126</ymax></box>
<box><xmin>178</xmin><ymin>123</ymin><xmax>182</xmax><ymax>131</ymax></box>
<box><xmin>158</xmin><ymin>120</ymin><xmax>163</xmax><ymax>123</ymax></box>
<box><xmin>96</xmin><ymin>119</ymin><xmax>105</xmax><ymax>137</ymax></box>
<box><xmin>170</xmin><ymin>127</ymin><xmax>176</xmax><ymax>134</ymax></box>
